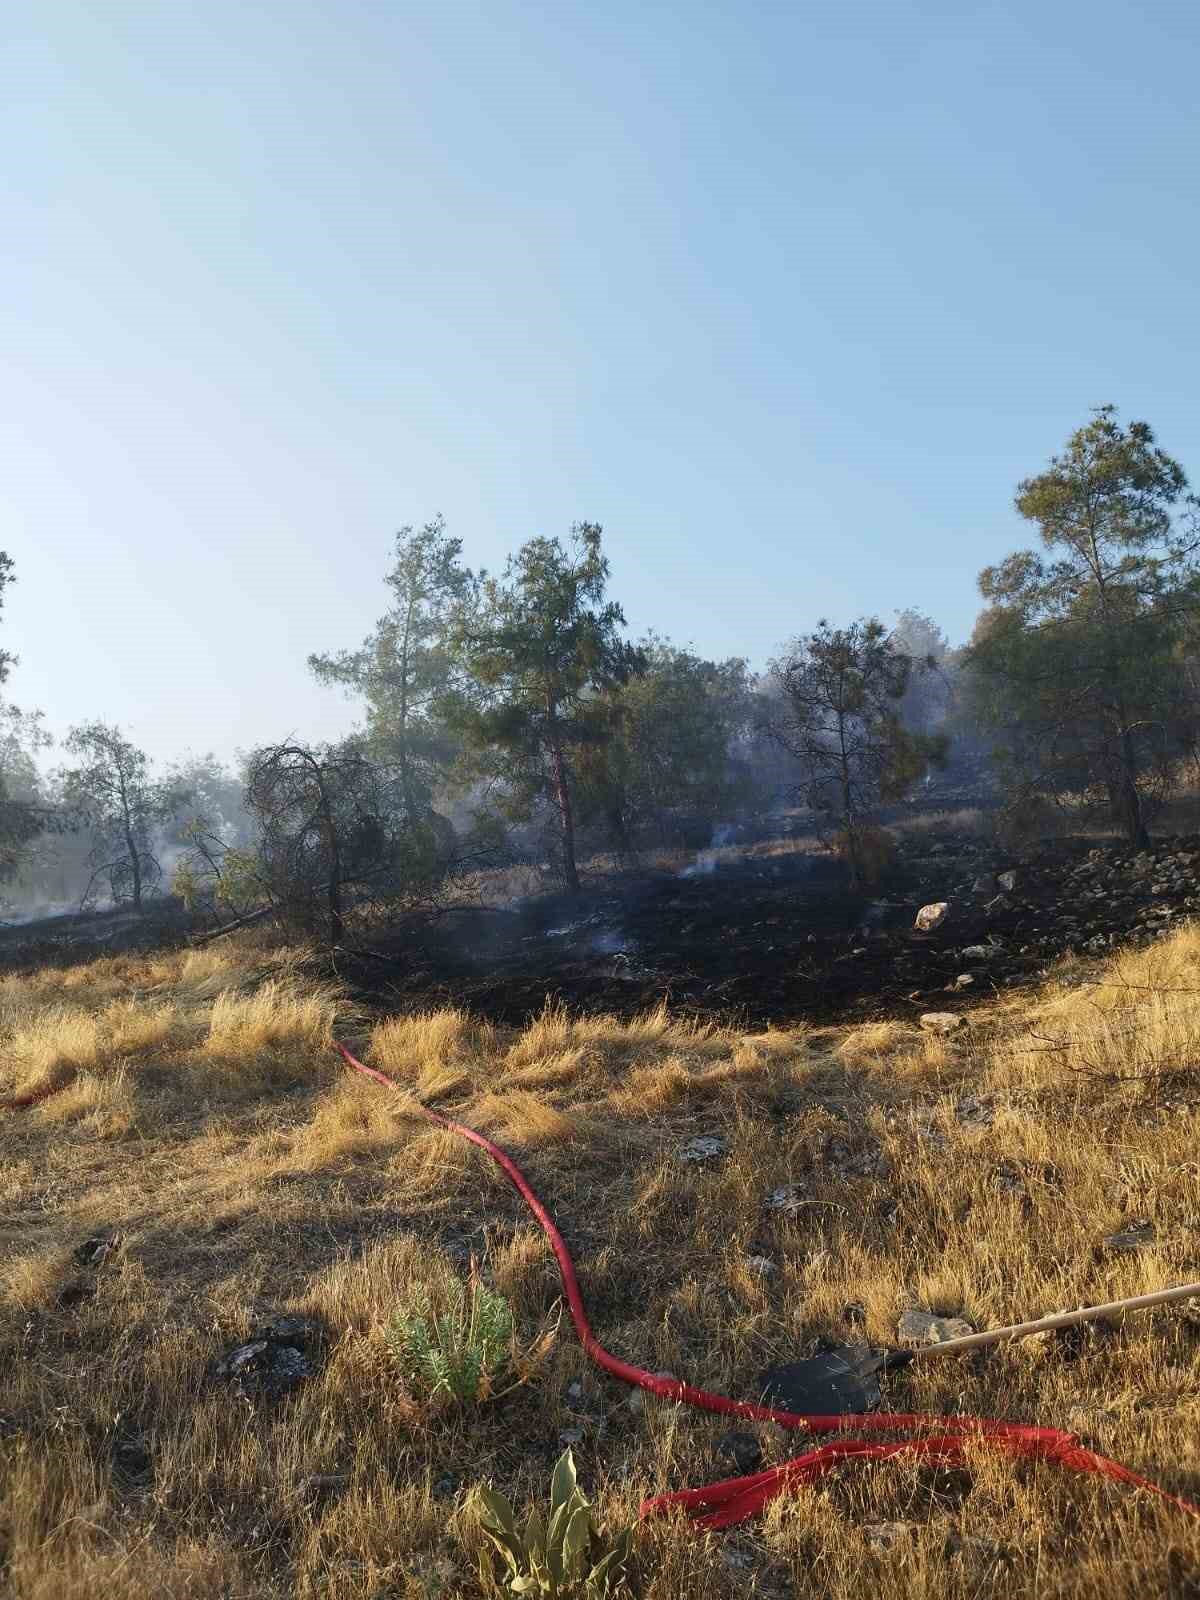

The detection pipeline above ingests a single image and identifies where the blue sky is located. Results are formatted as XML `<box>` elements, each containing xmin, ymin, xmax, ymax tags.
<box><xmin>4</xmin><ymin>1</ymin><xmax>1198</xmax><ymax>767</ymax></box>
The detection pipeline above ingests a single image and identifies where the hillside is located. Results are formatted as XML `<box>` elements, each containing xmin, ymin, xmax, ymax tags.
<box><xmin>3</xmin><ymin>917</ymin><xmax>1200</xmax><ymax>1598</ymax></box>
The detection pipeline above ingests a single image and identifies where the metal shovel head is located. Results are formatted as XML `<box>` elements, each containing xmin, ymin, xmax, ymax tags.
<box><xmin>759</xmin><ymin>1343</ymin><xmax>912</xmax><ymax>1416</ymax></box>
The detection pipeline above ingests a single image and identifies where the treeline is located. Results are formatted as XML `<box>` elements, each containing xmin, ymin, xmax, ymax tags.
<box><xmin>1</xmin><ymin>405</ymin><xmax>1198</xmax><ymax>928</ymax></box>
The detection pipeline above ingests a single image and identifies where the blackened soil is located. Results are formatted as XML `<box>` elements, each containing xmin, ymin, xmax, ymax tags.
<box><xmin>339</xmin><ymin>832</ymin><xmax>1179</xmax><ymax>1029</ymax></box>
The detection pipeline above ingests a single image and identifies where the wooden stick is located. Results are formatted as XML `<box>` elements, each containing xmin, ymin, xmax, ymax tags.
<box><xmin>908</xmin><ymin>1281</ymin><xmax>1200</xmax><ymax>1359</ymax></box>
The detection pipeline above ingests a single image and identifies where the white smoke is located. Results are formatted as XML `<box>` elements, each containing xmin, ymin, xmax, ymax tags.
<box><xmin>679</xmin><ymin>822</ymin><xmax>739</xmax><ymax>879</ymax></box>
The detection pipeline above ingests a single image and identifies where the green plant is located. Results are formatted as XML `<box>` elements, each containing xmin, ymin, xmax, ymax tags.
<box><xmin>475</xmin><ymin>1450</ymin><xmax>634</xmax><ymax>1597</ymax></box>
<box><xmin>384</xmin><ymin>1270</ymin><xmax>516</xmax><ymax>1403</ymax></box>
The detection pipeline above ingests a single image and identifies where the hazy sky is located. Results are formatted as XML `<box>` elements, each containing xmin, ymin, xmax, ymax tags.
<box><xmin>5</xmin><ymin>1</ymin><xmax>1198</xmax><ymax>769</ymax></box>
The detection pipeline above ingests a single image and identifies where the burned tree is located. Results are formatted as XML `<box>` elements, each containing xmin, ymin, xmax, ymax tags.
<box><xmin>244</xmin><ymin>739</ymin><xmax>452</xmax><ymax>942</ymax></box>
<box><xmin>771</xmin><ymin>618</ymin><xmax>947</xmax><ymax>886</ymax></box>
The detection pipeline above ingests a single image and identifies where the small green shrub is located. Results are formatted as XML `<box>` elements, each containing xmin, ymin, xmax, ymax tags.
<box><xmin>384</xmin><ymin>1271</ymin><xmax>515</xmax><ymax>1403</ymax></box>
<box><xmin>475</xmin><ymin>1450</ymin><xmax>634</xmax><ymax>1598</ymax></box>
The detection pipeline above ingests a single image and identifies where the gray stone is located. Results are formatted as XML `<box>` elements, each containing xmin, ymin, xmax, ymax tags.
<box><xmin>971</xmin><ymin>874</ymin><xmax>997</xmax><ymax>896</ymax></box>
<box><xmin>744</xmin><ymin>1255</ymin><xmax>776</xmax><ymax>1278</ymax></box>
<box><xmin>955</xmin><ymin>1096</ymin><xmax>992</xmax><ymax>1128</ymax></box>
<box><xmin>1103</xmin><ymin>1219</ymin><xmax>1155</xmax><ymax>1252</ymax></box>
<box><xmin>960</xmin><ymin>944</ymin><xmax>991</xmax><ymax>961</ymax></box>
<box><xmin>680</xmin><ymin>1134</ymin><xmax>726</xmax><ymax>1163</ymax></box>
<box><xmin>767</xmin><ymin>1183</ymin><xmax>807</xmax><ymax>1213</ymax></box>
<box><xmin>997</xmin><ymin>870</ymin><xmax>1021</xmax><ymax>893</ymax></box>
<box><xmin>897</xmin><ymin>1309</ymin><xmax>974</xmax><ymax>1345</ymax></box>
<box><xmin>625</xmin><ymin>1371</ymin><xmax>679</xmax><ymax>1412</ymax></box>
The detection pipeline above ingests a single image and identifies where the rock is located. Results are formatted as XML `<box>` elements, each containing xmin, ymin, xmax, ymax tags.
<box><xmin>897</xmin><ymin>1309</ymin><xmax>974</xmax><ymax>1346</ymax></box>
<box><xmin>566</xmin><ymin>1380</ymin><xmax>584</xmax><ymax>1402</ymax></box>
<box><xmin>955</xmin><ymin>1096</ymin><xmax>992</xmax><ymax>1129</ymax></box>
<box><xmin>960</xmin><ymin>944</ymin><xmax>992</xmax><ymax>961</ymax></box>
<box><xmin>823</xmin><ymin>1136</ymin><xmax>890</xmax><ymax>1179</ymax></box>
<box><xmin>625</xmin><ymin>1371</ymin><xmax>679</xmax><ymax>1412</ymax></box>
<box><xmin>996</xmin><ymin>870</ymin><xmax>1021</xmax><ymax>893</ymax></box>
<box><xmin>864</xmin><ymin>1521</ymin><xmax>918</xmax><ymax>1553</ymax></box>
<box><xmin>301</xmin><ymin>1473</ymin><xmax>350</xmax><ymax>1501</ymax></box>
<box><xmin>213</xmin><ymin>1313</ymin><xmax>321</xmax><ymax>1400</ymax></box>
<box><xmin>716</xmin><ymin>1430</ymin><xmax>763</xmax><ymax>1474</ymax></box>
<box><xmin>1103</xmin><ymin>1219</ymin><xmax>1155</xmax><ymax>1252</ymax></box>
<box><xmin>74</xmin><ymin>1234</ymin><xmax>121</xmax><ymax>1267</ymax></box>
<box><xmin>558</xmin><ymin>1426</ymin><xmax>585</xmax><ymax>1446</ymax></box>
<box><xmin>215</xmin><ymin>1339</ymin><xmax>314</xmax><ymax>1400</ymax></box>
<box><xmin>992</xmin><ymin>1160</ymin><xmax>1024</xmax><ymax>1193</ymax></box>
<box><xmin>680</xmin><ymin>1134</ymin><xmax>726</xmax><ymax>1163</ymax></box>
<box><xmin>971</xmin><ymin>874</ymin><xmax>997</xmax><ymax>897</ymax></box>
<box><xmin>767</xmin><ymin>1184</ymin><xmax>807</xmax><ymax>1213</ymax></box>
<box><xmin>915</xmin><ymin>902</ymin><xmax>950</xmax><ymax>932</ymax></box>
<box><xmin>919</xmin><ymin>1012</ymin><xmax>966</xmax><ymax>1034</ymax></box>
<box><xmin>944</xmin><ymin>1530</ymin><xmax>1011</xmax><ymax>1567</ymax></box>
<box><xmin>744</xmin><ymin>1255</ymin><xmax>776</xmax><ymax>1278</ymax></box>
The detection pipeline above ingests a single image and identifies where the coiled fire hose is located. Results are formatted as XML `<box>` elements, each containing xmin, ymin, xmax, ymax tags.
<box><xmin>331</xmin><ymin>1041</ymin><xmax>1200</xmax><ymax>1530</ymax></box>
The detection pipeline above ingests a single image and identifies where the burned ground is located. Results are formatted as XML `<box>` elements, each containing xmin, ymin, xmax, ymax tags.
<box><xmin>338</xmin><ymin>831</ymin><xmax>1200</xmax><ymax>1030</ymax></box>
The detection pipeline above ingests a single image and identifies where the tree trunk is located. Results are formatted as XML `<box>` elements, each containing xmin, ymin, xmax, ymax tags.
<box><xmin>1118</xmin><ymin>729</ymin><xmax>1149</xmax><ymax>849</ymax></box>
<box><xmin>839</xmin><ymin>756</ymin><xmax>860</xmax><ymax>891</ymax></box>
<box><xmin>124</xmin><ymin>821</ymin><xmax>141</xmax><ymax>909</ymax></box>
<box><xmin>548</xmin><ymin>712</ymin><xmax>579</xmax><ymax>893</ymax></box>
<box><xmin>1126</xmin><ymin>748</ymin><xmax>1152</xmax><ymax>851</ymax></box>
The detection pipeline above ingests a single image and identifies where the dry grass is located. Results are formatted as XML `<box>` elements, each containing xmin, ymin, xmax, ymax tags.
<box><xmin>889</xmin><ymin>808</ymin><xmax>991</xmax><ymax>839</ymax></box>
<box><xmin>3</xmin><ymin>926</ymin><xmax>1200</xmax><ymax>1596</ymax></box>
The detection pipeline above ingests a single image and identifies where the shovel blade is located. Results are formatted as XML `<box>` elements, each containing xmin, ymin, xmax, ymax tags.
<box><xmin>759</xmin><ymin>1344</ymin><xmax>911</xmax><ymax>1416</ymax></box>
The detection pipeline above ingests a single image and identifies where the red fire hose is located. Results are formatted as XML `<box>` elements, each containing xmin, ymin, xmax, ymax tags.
<box><xmin>5</xmin><ymin>1049</ymin><xmax>1196</xmax><ymax>1528</ymax></box>
<box><xmin>333</xmin><ymin>1040</ymin><xmax>1200</xmax><ymax>1530</ymax></box>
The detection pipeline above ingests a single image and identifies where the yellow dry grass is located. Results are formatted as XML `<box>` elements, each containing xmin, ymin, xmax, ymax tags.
<box><xmin>2</xmin><ymin>926</ymin><xmax>1200</xmax><ymax>1596</ymax></box>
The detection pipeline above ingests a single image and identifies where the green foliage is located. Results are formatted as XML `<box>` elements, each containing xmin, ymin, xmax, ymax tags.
<box><xmin>770</xmin><ymin>617</ymin><xmax>947</xmax><ymax>884</ymax></box>
<box><xmin>574</xmin><ymin>637</ymin><xmax>757</xmax><ymax>850</ymax></box>
<box><xmin>56</xmin><ymin>722</ymin><xmax>186</xmax><ymax>908</ymax></box>
<box><xmin>309</xmin><ymin>517</ymin><xmax>475</xmax><ymax>823</ymax></box>
<box><xmin>443</xmin><ymin>524</ymin><xmax>644</xmax><ymax>891</ymax></box>
<box><xmin>384</xmin><ymin>1275</ymin><xmax>516</xmax><ymax>1404</ymax></box>
<box><xmin>969</xmin><ymin>406</ymin><xmax>1200</xmax><ymax>846</ymax></box>
<box><xmin>475</xmin><ymin>1450</ymin><xmax>634</xmax><ymax>1598</ymax></box>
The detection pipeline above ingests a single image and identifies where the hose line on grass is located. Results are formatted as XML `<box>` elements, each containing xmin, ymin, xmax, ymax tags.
<box><xmin>6</xmin><ymin>1048</ymin><xmax>1194</xmax><ymax>1529</ymax></box>
<box><xmin>333</xmin><ymin>1039</ymin><xmax>1200</xmax><ymax>1530</ymax></box>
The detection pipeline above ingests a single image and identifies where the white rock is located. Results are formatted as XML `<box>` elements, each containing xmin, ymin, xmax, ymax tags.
<box><xmin>919</xmin><ymin>1012</ymin><xmax>966</xmax><ymax>1034</ymax></box>
<box><xmin>915</xmin><ymin>902</ymin><xmax>950</xmax><ymax>932</ymax></box>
